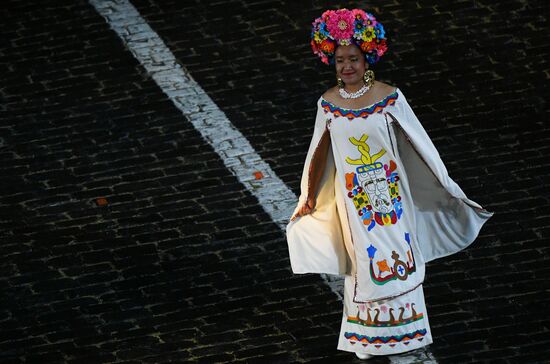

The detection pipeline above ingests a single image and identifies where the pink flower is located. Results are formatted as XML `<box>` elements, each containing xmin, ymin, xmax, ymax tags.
<box><xmin>325</xmin><ymin>9</ymin><xmax>355</xmax><ymax>41</ymax></box>
<box><xmin>310</xmin><ymin>40</ymin><xmax>319</xmax><ymax>52</ymax></box>
<box><xmin>352</xmin><ymin>9</ymin><xmax>367</xmax><ymax>21</ymax></box>
<box><xmin>376</xmin><ymin>39</ymin><xmax>388</xmax><ymax>56</ymax></box>
<box><xmin>321</xmin><ymin>9</ymin><xmax>335</xmax><ymax>22</ymax></box>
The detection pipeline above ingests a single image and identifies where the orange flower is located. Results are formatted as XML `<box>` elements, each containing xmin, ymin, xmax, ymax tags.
<box><xmin>320</xmin><ymin>39</ymin><xmax>335</xmax><ymax>53</ymax></box>
<box><xmin>360</xmin><ymin>40</ymin><xmax>376</xmax><ymax>53</ymax></box>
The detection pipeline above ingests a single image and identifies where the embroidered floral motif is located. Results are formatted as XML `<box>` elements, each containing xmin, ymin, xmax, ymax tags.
<box><xmin>321</xmin><ymin>91</ymin><xmax>398</xmax><ymax>120</ymax></box>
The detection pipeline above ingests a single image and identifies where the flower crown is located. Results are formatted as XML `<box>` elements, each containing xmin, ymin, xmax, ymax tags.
<box><xmin>310</xmin><ymin>9</ymin><xmax>388</xmax><ymax>65</ymax></box>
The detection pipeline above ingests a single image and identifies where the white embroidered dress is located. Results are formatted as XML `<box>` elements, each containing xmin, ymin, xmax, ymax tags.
<box><xmin>286</xmin><ymin>88</ymin><xmax>493</xmax><ymax>356</ymax></box>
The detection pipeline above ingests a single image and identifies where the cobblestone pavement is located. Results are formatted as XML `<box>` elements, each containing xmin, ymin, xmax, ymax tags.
<box><xmin>1</xmin><ymin>0</ymin><xmax>549</xmax><ymax>363</ymax></box>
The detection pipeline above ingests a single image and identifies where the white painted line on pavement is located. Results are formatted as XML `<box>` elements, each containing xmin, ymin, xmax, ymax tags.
<box><xmin>89</xmin><ymin>0</ymin><xmax>297</xmax><ymax>227</ymax></box>
<box><xmin>87</xmin><ymin>0</ymin><xmax>346</xmax><ymax>295</ymax></box>
<box><xmin>89</xmin><ymin>2</ymin><xmax>438</xmax><ymax>362</ymax></box>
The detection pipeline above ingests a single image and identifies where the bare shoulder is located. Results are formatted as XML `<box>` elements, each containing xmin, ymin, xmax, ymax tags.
<box><xmin>374</xmin><ymin>81</ymin><xmax>397</xmax><ymax>96</ymax></box>
<box><xmin>322</xmin><ymin>87</ymin><xmax>339</xmax><ymax>103</ymax></box>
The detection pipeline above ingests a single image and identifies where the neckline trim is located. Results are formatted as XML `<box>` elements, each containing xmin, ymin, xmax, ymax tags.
<box><xmin>320</xmin><ymin>88</ymin><xmax>399</xmax><ymax>119</ymax></box>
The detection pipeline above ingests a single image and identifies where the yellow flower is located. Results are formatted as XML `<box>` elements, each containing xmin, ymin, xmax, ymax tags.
<box><xmin>339</xmin><ymin>38</ymin><xmax>351</xmax><ymax>46</ymax></box>
<box><xmin>362</xmin><ymin>27</ymin><xmax>376</xmax><ymax>42</ymax></box>
<box><xmin>314</xmin><ymin>33</ymin><xmax>326</xmax><ymax>42</ymax></box>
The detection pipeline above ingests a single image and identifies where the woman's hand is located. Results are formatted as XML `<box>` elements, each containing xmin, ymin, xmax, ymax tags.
<box><xmin>290</xmin><ymin>196</ymin><xmax>316</xmax><ymax>221</ymax></box>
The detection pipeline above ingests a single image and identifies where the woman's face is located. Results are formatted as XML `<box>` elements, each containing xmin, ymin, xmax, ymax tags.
<box><xmin>335</xmin><ymin>45</ymin><xmax>367</xmax><ymax>86</ymax></box>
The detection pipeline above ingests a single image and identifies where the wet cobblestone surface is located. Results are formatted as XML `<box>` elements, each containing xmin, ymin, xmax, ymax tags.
<box><xmin>1</xmin><ymin>0</ymin><xmax>549</xmax><ymax>363</ymax></box>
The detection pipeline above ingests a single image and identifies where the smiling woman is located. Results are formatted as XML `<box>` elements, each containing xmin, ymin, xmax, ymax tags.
<box><xmin>335</xmin><ymin>46</ymin><xmax>371</xmax><ymax>98</ymax></box>
<box><xmin>287</xmin><ymin>8</ymin><xmax>493</xmax><ymax>361</ymax></box>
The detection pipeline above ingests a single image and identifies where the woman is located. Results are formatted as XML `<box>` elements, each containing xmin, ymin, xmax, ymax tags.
<box><xmin>286</xmin><ymin>9</ymin><xmax>493</xmax><ymax>360</ymax></box>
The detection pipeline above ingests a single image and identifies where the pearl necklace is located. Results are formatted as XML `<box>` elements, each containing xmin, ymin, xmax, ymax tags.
<box><xmin>339</xmin><ymin>83</ymin><xmax>371</xmax><ymax>99</ymax></box>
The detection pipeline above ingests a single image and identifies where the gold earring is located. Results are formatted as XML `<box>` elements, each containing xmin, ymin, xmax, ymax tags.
<box><xmin>336</xmin><ymin>76</ymin><xmax>344</xmax><ymax>88</ymax></box>
<box><xmin>364</xmin><ymin>69</ymin><xmax>375</xmax><ymax>87</ymax></box>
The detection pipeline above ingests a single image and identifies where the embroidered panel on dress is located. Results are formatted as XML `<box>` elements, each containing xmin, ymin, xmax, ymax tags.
<box><xmin>366</xmin><ymin>232</ymin><xmax>417</xmax><ymax>285</ymax></box>
<box><xmin>344</xmin><ymin>134</ymin><xmax>403</xmax><ymax>231</ymax></box>
<box><xmin>321</xmin><ymin>91</ymin><xmax>398</xmax><ymax>120</ymax></box>
<box><xmin>347</xmin><ymin>301</ymin><xmax>424</xmax><ymax>328</ymax></box>
<box><xmin>352</xmin><ymin>233</ymin><xmax>419</xmax><ymax>304</ymax></box>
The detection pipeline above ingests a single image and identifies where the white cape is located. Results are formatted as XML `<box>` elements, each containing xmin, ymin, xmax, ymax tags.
<box><xmin>286</xmin><ymin>89</ymin><xmax>493</xmax><ymax>276</ymax></box>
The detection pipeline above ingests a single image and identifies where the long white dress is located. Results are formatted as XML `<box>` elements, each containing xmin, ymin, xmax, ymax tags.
<box><xmin>286</xmin><ymin>87</ymin><xmax>493</xmax><ymax>356</ymax></box>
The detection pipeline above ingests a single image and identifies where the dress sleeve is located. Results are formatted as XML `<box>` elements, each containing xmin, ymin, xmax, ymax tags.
<box><xmin>387</xmin><ymin>89</ymin><xmax>494</xmax><ymax>262</ymax></box>
<box><xmin>285</xmin><ymin>97</ymin><xmax>348</xmax><ymax>275</ymax></box>
<box><xmin>291</xmin><ymin>98</ymin><xmax>329</xmax><ymax>217</ymax></box>
<box><xmin>393</xmin><ymin>90</ymin><xmax>483</xmax><ymax>208</ymax></box>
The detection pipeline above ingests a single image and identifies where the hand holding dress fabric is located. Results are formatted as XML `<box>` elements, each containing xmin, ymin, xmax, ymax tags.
<box><xmin>290</xmin><ymin>196</ymin><xmax>316</xmax><ymax>221</ymax></box>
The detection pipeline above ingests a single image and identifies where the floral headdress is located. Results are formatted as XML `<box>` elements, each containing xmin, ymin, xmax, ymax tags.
<box><xmin>310</xmin><ymin>8</ymin><xmax>388</xmax><ymax>65</ymax></box>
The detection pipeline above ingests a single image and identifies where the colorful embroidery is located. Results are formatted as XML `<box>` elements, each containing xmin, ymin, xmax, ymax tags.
<box><xmin>346</xmin><ymin>134</ymin><xmax>386</xmax><ymax>165</ymax></box>
<box><xmin>344</xmin><ymin>328</ymin><xmax>427</xmax><ymax>346</ymax></box>
<box><xmin>367</xmin><ymin>232</ymin><xmax>417</xmax><ymax>285</ymax></box>
<box><xmin>345</xmin><ymin>134</ymin><xmax>402</xmax><ymax>230</ymax></box>
<box><xmin>347</xmin><ymin>302</ymin><xmax>423</xmax><ymax>327</ymax></box>
<box><xmin>321</xmin><ymin>91</ymin><xmax>398</xmax><ymax>120</ymax></box>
